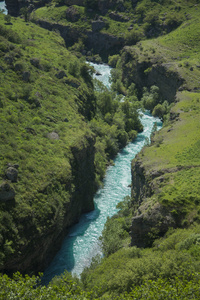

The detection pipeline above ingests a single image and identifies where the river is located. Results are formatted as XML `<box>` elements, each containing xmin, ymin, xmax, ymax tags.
<box><xmin>42</xmin><ymin>63</ymin><xmax>162</xmax><ymax>285</ymax></box>
<box><xmin>0</xmin><ymin>1</ymin><xmax>7</xmax><ymax>14</ymax></box>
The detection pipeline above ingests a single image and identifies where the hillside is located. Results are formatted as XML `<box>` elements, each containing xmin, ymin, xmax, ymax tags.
<box><xmin>0</xmin><ymin>9</ymin><xmax>143</xmax><ymax>275</ymax></box>
<box><xmin>0</xmin><ymin>13</ymin><xmax>97</xmax><ymax>273</ymax></box>
<box><xmin>1</xmin><ymin>0</ymin><xmax>200</xmax><ymax>298</ymax></box>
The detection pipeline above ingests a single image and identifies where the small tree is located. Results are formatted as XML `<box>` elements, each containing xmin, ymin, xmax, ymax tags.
<box><xmin>20</xmin><ymin>7</ymin><xmax>29</xmax><ymax>22</ymax></box>
<box><xmin>4</xmin><ymin>14</ymin><xmax>11</xmax><ymax>24</ymax></box>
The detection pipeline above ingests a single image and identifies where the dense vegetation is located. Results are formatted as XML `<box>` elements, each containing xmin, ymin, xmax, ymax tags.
<box><xmin>32</xmin><ymin>0</ymin><xmax>193</xmax><ymax>51</ymax></box>
<box><xmin>0</xmin><ymin>13</ymin><xmax>95</xmax><ymax>272</ymax></box>
<box><xmin>0</xmin><ymin>10</ymin><xmax>142</xmax><ymax>273</ymax></box>
<box><xmin>1</xmin><ymin>0</ymin><xmax>200</xmax><ymax>298</ymax></box>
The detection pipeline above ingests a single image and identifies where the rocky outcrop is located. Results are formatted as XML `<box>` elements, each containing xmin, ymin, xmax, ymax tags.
<box><xmin>66</xmin><ymin>6</ymin><xmax>80</xmax><ymax>23</ymax></box>
<box><xmin>35</xmin><ymin>19</ymin><xmax>124</xmax><ymax>58</ymax></box>
<box><xmin>2</xmin><ymin>134</ymin><xmax>96</xmax><ymax>274</ymax></box>
<box><xmin>131</xmin><ymin>202</ymin><xmax>176</xmax><ymax>247</ymax></box>
<box><xmin>121</xmin><ymin>47</ymin><xmax>184</xmax><ymax>101</ymax></box>
<box><xmin>0</xmin><ymin>181</ymin><xmax>15</xmax><ymax>202</ymax></box>
<box><xmin>5</xmin><ymin>0</ymin><xmax>50</xmax><ymax>17</ymax></box>
<box><xmin>65</xmin><ymin>0</ymin><xmax>84</xmax><ymax>6</ymax></box>
<box><xmin>130</xmin><ymin>159</ymin><xmax>177</xmax><ymax>247</ymax></box>
<box><xmin>91</xmin><ymin>20</ymin><xmax>106</xmax><ymax>32</ymax></box>
<box><xmin>6</xmin><ymin>166</ymin><xmax>18</xmax><ymax>182</ymax></box>
<box><xmin>109</xmin><ymin>12</ymin><xmax>130</xmax><ymax>22</ymax></box>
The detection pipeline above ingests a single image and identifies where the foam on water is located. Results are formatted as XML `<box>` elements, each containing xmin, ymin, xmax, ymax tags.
<box><xmin>0</xmin><ymin>2</ymin><xmax>7</xmax><ymax>14</ymax></box>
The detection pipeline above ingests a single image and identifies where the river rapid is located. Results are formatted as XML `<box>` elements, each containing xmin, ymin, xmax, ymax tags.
<box><xmin>0</xmin><ymin>1</ymin><xmax>7</xmax><ymax>14</ymax></box>
<box><xmin>42</xmin><ymin>63</ymin><xmax>162</xmax><ymax>284</ymax></box>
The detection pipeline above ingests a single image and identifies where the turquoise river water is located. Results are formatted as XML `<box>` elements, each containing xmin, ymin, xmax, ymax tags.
<box><xmin>0</xmin><ymin>1</ymin><xmax>7</xmax><ymax>14</ymax></box>
<box><xmin>42</xmin><ymin>63</ymin><xmax>162</xmax><ymax>284</ymax></box>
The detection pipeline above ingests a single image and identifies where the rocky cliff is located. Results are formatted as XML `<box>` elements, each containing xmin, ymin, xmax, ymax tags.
<box><xmin>2</xmin><ymin>134</ymin><xmax>96</xmax><ymax>274</ymax></box>
<box><xmin>5</xmin><ymin>0</ymin><xmax>50</xmax><ymax>16</ymax></box>
<box><xmin>35</xmin><ymin>19</ymin><xmax>124</xmax><ymax>58</ymax></box>
<box><xmin>121</xmin><ymin>46</ymin><xmax>185</xmax><ymax>101</ymax></box>
<box><xmin>131</xmin><ymin>159</ymin><xmax>176</xmax><ymax>247</ymax></box>
<box><xmin>127</xmin><ymin>36</ymin><xmax>200</xmax><ymax>247</ymax></box>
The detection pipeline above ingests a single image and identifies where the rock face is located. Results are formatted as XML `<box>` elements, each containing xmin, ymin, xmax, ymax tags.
<box><xmin>6</xmin><ymin>167</ymin><xmax>18</xmax><ymax>182</ymax></box>
<box><xmin>121</xmin><ymin>47</ymin><xmax>184</xmax><ymax>101</ymax></box>
<box><xmin>131</xmin><ymin>159</ymin><xmax>151</xmax><ymax>205</ymax></box>
<box><xmin>35</xmin><ymin>19</ymin><xmax>124</xmax><ymax>58</ymax></box>
<box><xmin>5</xmin><ymin>0</ymin><xmax>19</xmax><ymax>17</ymax></box>
<box><xmin>70</xmin><ymin>134</ymin><xmax>96</xmax><ymax>214</ymax></box>
<box><xmin>130</xmin><ymin>159</ymin><xmax>176</xmax><ymax>247</ymax></box>
<box><xmin>2</xmin><ymin>134</ymin><xmax>96</xmax><ymax>274</ymax></box>
<box><xmin>5</xmin><ymin>0</ymin><xmax>50</xmax><ymax>17</ymax></box>
<box><xmin>131</xmin><ymin>202</ymin><xmax>176</xmax><ymax>247</ymax></box>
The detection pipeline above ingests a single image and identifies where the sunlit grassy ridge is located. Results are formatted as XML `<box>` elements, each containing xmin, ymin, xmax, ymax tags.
<box><xmin>141</xmin><ymin>91</ymin><xmax>200</xmax><ymax>169</ymax></box>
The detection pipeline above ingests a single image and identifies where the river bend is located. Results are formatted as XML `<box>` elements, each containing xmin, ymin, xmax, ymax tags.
<box><xmin>42</xmin><ymin>63</ymin><xmax>162</xmax><ymax>284</ymax></box>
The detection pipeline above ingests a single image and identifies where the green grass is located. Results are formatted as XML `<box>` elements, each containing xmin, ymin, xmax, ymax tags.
<box><xmin>140</xmin><ymin>91</ymin><xmax>200</xmax><ymax>169</ymax></box>
<box><xmin>0</xmin><ymin>11</ymin><xmax>144</xmax><ymax>271</ymax></box>
<box><xmin>0</xmin><ymin>13</ymin><xmax>96</xmax><ymax>269</ymax></box>
<box><xmin>135</xmin><ymin>91</ymin><xmax>200</xmax><ymax>223</ymax></box>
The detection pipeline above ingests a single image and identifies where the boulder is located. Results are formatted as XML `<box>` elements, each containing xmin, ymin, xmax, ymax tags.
<box><xmin>6</xmin><ymin>167</ymin><xmax>18</xmax><ymax>182</ymax></box>
<box><xmin>47</xmin><ymin>131</ymin><xmax>59</xmax><ymax>140</ymax></box>
<box><xmin>0</xmin><ymin>181</ymin><xmax>15</xmax><ymax>202</ymax></box>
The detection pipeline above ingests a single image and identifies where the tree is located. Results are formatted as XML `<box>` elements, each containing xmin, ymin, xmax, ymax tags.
<box><xmin>4</xmin><ymin>14</ymin><xmax>11</xmax><ymax>24</ymax></box>
<box><xmin>20</xmin><ymin>7</ymin><xmax>29</xmax><ymax>22</ymax></box>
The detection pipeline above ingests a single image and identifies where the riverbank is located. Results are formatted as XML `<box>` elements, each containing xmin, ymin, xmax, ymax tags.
<box><xmin>1</xmin><ymin>0</ymin><xmax>200</xmax><ymax>298</ymax></box>
<box><xmin>42</xmin><ymin>107</ymin><xmax>162</xmax><ymax>284</ymax></box>
<box><xmin>0</xmin><ymin>12</ymin><xmax>144</xmax><ymax>275</ymax></box>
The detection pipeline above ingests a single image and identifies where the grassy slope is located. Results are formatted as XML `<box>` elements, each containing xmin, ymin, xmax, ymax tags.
<box><xmin>0</xmin><ymin>13</ymin><xmax>94</xmax><ymax>270</ymax></box>
<box><xmin>133</xmin><ymin>8</ymin><xmax>200</xmax><ymax>224</ymax></box>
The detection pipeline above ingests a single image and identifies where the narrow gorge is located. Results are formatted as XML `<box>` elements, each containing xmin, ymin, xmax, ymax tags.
<box><xmin>0</xmin><ymin>0</ymin><xmax>200</xmax><ymax>298</ymax></box>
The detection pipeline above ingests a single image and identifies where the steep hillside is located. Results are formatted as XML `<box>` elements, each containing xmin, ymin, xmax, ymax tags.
<box><xmin>0</xmin><ymin>9</ymin><xmax>143</xmax><ymax>275</ymax></box>
<box><xmin>18</xmin><ymin>0</ymin><xmax>195</xmax><ymax>59</ymax></box>
<box><xmin>1</xmin><ymin>0</ymin><xmax>200</xmax><ymax>298</ymax></box>
<box><xmin>78</xmin><ymin>1</ymin><xmax>200</xmax><ymax>298</ymax></box>
<box><xmin>0</xmin><ymin>13</ymin><xmax>98</xmax><ymax>273</ymax></box>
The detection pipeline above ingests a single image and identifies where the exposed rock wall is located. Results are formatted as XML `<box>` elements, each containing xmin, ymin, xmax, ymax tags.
<box><xmin>5</xmin><ymin>0</ymin><xmax>19</xmax><ymax>16</ymax></box>
<box><xmin>3</xmin><ymin>134</ymin><xmax>96</xmax><ymax>274</ymax></box>
<box><xmin>128</xmin><ymin>46</ymin><xmax>185</xmax><ymax>247</ymax></box>
<box><xmin>35</xmin><ymin>19</ymin><xmax>124</xmax><ymax>57</ymax></box>
<box><xmin>121</xmin><ymin>47</ymin><xmax>184</xmax><ymax>101</ymax></box>
<box><xmin>5</xmin><ymin>0</ymin><xmax>50</xmax><ymax>16</ymax></box>
<box><xmin>131</xmin><ymin>159</ymin><xmax>176</xmax><ymax>247</ymax></box>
